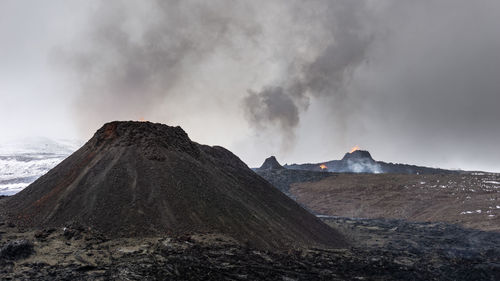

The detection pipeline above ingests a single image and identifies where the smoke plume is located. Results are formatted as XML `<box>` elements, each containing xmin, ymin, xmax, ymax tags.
<box><xmin>242</xmin><ymin>1</ymin><xmax>373</xmax><ymax>147</ymax></box>
<box><xmin>45</xmin><ymin>0</ymin><xmax>500</xmax><ymax>171</ymax></box>
<box><xmin>60</xmin><ymin>0</ymin><xmax>260</xmax><ymax>135</ymax></box>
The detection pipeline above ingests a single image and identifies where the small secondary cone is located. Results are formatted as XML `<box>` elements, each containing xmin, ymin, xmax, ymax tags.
<box><xmin>258</xmin><ymin>156</ymin><xmax>284</xmax><ymax>171</ymax></box>
<box><xmin>4</xmin><ymin>121</ymin><xmax>347</xmax><ymax>250</ymax></box>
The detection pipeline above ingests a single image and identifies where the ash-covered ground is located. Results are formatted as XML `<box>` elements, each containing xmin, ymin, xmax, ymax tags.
<box><xmin>1</xmin><ymin>205</ymin><xmax>499</xmax><ymax>280</ymax></box>
<box><xmin>289</xmin><ymin>173</ymin><xmax>500</xmax><ymax>232</ymax></box>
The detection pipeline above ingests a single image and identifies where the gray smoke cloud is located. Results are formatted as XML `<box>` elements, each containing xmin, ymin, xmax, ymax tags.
<box><xmin>242</xmin><ymin>1</ymin><xmax>373</xmax><ymax>147</ymax></box>
<box><xmin>57</xmin><ymin>0</ymin><xmax>261</xmax><ymax>134</ymax></box>
<box><xmin>244</xmin><ymin>86</ymin><xmax>299</xmax><ymax>129</ymax></box>
<box><xmin>58</xmin><ymin>0</ymin><xmax>376</xmax><ymax>145</ymax></box>
<box><xmin>32</xmin><ymin>0</ymin><xmax>500</xmax><ymax>171</ymax></box>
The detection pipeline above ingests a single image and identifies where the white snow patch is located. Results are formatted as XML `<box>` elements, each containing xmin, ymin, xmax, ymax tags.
<box><xmin>461</xmin><ymin>210</ymin><xmax>482</xmax><ymax>215</ymax></box>
<box><xmin>0</xmin><ymin>137</ymin><xmax>82</xmax><ymax>195</ymax></box>
<box><xmin>484</xmin><ymin>180</ymin><xmax>500</xmax><ymax>184</ymax></box>
<box><xmin>0</xmin><ymin>157</ymin><xmax>64</xmax><ymax>181</ymax></box>
<box><xmin>0</xmin><ymin>183</ymin><xmax>27</xmax><ymax>195</ymax></box>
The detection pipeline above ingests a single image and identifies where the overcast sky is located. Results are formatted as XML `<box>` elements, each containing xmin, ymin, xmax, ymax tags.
<box><xmin>1</xmin><ymin>0</ymin><xmax>500</xmax><ymax>172</ymax></box>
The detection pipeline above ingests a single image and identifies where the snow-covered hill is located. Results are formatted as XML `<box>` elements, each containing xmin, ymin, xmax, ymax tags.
<box><xmin>0</xmin><ymin>137</ymin><xmax>82</xmax><ymax>195</ymax></box>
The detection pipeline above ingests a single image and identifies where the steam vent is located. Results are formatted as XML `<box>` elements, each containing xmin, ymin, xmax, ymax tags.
<box><xmin>4</xmin><ymin>121</ymin><xmax>346</xmax><ymax>249</ymax></box>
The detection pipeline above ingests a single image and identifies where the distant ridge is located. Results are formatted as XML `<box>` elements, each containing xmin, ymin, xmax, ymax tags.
<box><xmin>3</xmin><ymin>121</ymin><xmax>347</xmax><ymax>250</ymax></box>
<box><xmin>283</xmin><ymin>150</ymin><xmax>457</xmax><ymax>174</ymax></box>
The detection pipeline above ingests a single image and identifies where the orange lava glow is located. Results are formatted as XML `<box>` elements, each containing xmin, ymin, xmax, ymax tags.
<box><xmin>350</xmin><ymin>145</ymin><xmax>360</xmax><ymax>153</ymax></box>
<box><xmin>139</xmin><ymin>118</ymin><xmax>146</xmax><ymax>122</ymax></box>
<box><xmin>319</xmin><ymin>164</ymin><xmax>328</xmax><ymax>170</ymax></box>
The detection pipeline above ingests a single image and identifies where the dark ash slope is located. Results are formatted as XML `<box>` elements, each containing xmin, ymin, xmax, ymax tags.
<box><xmin>3</xmin><ymin>121</ymin><xmax>346</xmax><ymax>250</ymax></box>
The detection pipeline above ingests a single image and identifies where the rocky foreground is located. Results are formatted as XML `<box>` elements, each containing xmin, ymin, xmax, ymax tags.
<box><xmin>1</xmin><ymin>213</ymin><xmax>499</xmax><ymax>280</ymax></box>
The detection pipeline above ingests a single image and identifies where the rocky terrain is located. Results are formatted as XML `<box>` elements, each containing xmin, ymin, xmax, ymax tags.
<box><xmin>255</xmin><ymin>169</ymin><xmax>330</xmax><ymax>198</ymax></box>
<box><xmin>290</xmin><ymin>173</ymin><xmax>500</xmax><ymax>232</ymax></box>
<box><xmin>0</xmin><ymin>205</ymin><xmax>499</xmax><ymax>280</ymax></box>
<box><xmin>255</xmin><ymin>155</ymin><xmax>499</xmax><ymax>232</ymax></box>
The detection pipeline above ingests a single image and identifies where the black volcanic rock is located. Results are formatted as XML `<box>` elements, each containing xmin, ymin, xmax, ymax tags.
<box><xmin>0</xmin><ymin>239</ymin><xmax>34</xmax><ymax>260</ymax></box>
<box><xmin>3</xmin><ymin>121</ymin><xmax>346</xmax><ymax>250</ymax></box>
<box><xmin>1</xmin><ymin>210</ymin><xmax>499</xmax><ymax>280</ymax></box>
<box><xmin>258</xmin><ymin>156</ymin><xmax>284</xmax><ymax>171</ymax></box>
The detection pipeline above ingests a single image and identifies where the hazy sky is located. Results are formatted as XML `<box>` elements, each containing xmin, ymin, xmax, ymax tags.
<box><xmin>1</xmin><ymin>0</ymin><xmax>500</xmax><ymax>172</ymax></box>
